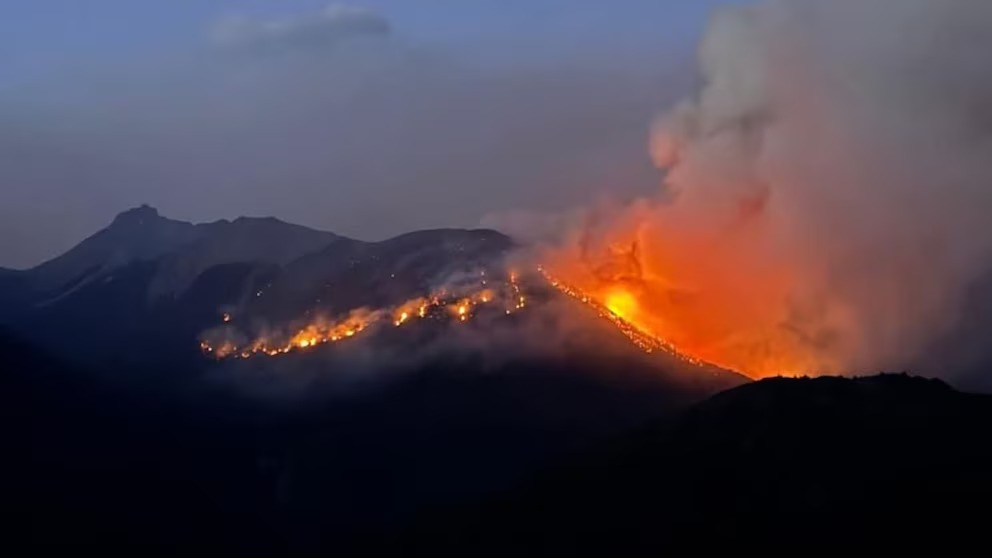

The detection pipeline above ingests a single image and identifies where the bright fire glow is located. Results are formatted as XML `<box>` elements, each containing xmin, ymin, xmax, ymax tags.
<box><xmin>539</xmin><ymin>267</ymin><xmax>703</xmax><ymax>366</ymax></box>
<box><xmin>604</xmin><ymin>289</ymin><xmax>638</xmax><ymax>320</ymax></box>
<box><xmin>202</xmin><ymin>265</ymin><xmax>757</xmax><ymax>373</ymax></box>
<box><xmin>202</xmin><ymin>272</ymin><xmax>520</xmax><ymax>360</ymax></box>
<box><xmin>541</xmin><ymin>226</ymin><xmax>825</xmax><ymax>378</ymax></box>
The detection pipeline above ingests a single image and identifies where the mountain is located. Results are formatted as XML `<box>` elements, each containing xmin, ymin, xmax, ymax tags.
<box><xmin>12</xmin><ymin>205</ymin><xmax>341</xmax><ymax>304</ymax></box>
<box><xmin>146</xmin><ymin>215</ymin><xmax>347</xmax><ymax>298</ymax></box>
<box><xmin>0</xmin><ymin>207</ymin><xmax>756</xmax><ymax>552</ymax></box>
<box><xmin>0</xmin><ymin>207</ymin><xmax>347</xmax><ymax>368</ymax></box>
<box><xmin>402</xmin><ymin>374</ymin><xmax>992</xmax><ymax>554</ymax></box>
<box><xmin>0</xmin><ymin>267</ymin><xmax>25</xmax><ymax>304</ymax></box>
<box><xmin>24</xmin><ymin>205</ymin><xmax>203</xmax><ymax>297</ymax></box>
<box><xmin>6</xmin><ymin>208</ymin><xmax>992</xmax><ymax>553</ymax></box>
<box><xmin>0</xmin><ymin>207</ymin><xmax>526</xmax><ymax>372</ymax></box>
<box><xmin>246</xmin><ymin>227</ymin><xmax>516</xmax><ymax>321</ymax></box>
<box><xmin>0</xmin><ymin>208</ymin><xmax>757</xmax><ymax>406</ymax></box>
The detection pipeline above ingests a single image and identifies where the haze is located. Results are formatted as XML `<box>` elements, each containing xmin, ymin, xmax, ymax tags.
<box><xmin>0</xmin><ymin>0</ymin><xmax>732</xmax><ymax>269</ymax></box>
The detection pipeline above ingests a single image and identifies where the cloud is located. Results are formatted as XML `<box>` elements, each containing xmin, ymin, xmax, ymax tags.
<box><xmin>209</xmin><ymin>4</ymin><xmax>391</xmax><ymax>52</ymax></box>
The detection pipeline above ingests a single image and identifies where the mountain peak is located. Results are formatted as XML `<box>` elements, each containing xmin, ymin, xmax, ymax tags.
<box><xmin>111</xmin><ymin>204</ymin><xmax>162</xmax><ymax>227</ymax></box>
<box><xmin>26</xmin><ymin>206</ymin><xmax>200</xmax><ymax>294</ymax></box>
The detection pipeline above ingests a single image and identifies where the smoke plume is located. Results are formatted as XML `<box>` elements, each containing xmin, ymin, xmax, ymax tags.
<box><xmin>544</xmin><ymin>0</ymin><xmax>992</xmax><ymax>378</ymax></box>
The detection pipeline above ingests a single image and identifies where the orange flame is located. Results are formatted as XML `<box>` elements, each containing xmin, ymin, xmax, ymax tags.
<box><xmin>202</xmin><ymin>262</ymin><xmax>798</xmax><ymax>375</ymax></box>
<box><xmin>539</xmin><ymin>267</ymin><xmax>703</xmax><ymax>365</ymax></box>
<box><xmin>202</xmin><ymin>272</ymin><xmax>518</xmax><ymax>360</ymax></box>
<box><xmin>540</xmin><ymin>217</ymin><xmax>829</xmax><ymax>378</ymax></box>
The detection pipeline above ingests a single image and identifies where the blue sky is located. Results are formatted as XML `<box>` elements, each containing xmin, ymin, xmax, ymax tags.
<box><xmin>1</xmin><ymin>1</ymin><xmax>727</xmax><ymax>80</ymax></box>
<box><xmin>0</xmin><ymin>1</ymin><xmax>738</xmax><ymax>268</ymax></box>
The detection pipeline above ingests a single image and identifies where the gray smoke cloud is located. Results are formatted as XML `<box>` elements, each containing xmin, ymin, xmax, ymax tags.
<box><xmin>623</xmin><ymin>0</ymin><xmax>992</xmax><ymax>378</ymax></box>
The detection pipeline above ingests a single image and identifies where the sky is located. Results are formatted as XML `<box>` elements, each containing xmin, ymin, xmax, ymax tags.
<box><xmin>0</xmin><ymin>0</ymin><xmax>733</xmax><ymax>268</ymax></box>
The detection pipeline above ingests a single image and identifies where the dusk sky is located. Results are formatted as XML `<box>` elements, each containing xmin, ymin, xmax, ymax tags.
<box><xmin>1</xmin><ymin>1</ymin><xmax>733</xmax><ymax>268</ymax></box>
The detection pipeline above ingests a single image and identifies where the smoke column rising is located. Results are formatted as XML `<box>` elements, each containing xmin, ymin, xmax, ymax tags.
<box><xmin>545</xmin><ymin>0</ymin><xmax>992</xmax><ymax>378</ymax></box>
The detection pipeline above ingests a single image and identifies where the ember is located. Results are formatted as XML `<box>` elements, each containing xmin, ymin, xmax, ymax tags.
<box><xmin>201</xmin><ymin>271</ymin><xmax>519</xmax><ymax>360</ymax></box>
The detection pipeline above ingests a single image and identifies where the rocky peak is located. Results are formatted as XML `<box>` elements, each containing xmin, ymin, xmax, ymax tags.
<box><xmin>110</xmin><ymin>204</ymin><xmax>162</xmax><ymax>228</ymax></box>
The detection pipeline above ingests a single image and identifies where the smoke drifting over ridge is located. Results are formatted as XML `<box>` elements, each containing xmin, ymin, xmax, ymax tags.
<box><xmin>540</xmin><ymin>0</ymin><xmax>992</xmax><ymax>379</ymax></box>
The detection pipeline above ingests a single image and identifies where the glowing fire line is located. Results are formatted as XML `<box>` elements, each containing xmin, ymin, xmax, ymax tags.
<box><xmin>202</xmin><ymin>274</ymin><xmax>519</xmax><ymax>360</ymax></box>
<box><xmin>201</xmin><ymin>267</ymin><xmax>713</xmax><ymax>369</ymax></box>
<box><xmin>537</xmin><ymin>266</ymin><xmax>705</xmax><ymax>366</ymax></box>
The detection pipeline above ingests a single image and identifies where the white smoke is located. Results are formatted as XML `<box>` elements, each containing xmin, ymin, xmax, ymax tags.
<box><xmin>644</xmin><ymin>0</ymin><xmax>992</xmax><ymax>375</ymax></box>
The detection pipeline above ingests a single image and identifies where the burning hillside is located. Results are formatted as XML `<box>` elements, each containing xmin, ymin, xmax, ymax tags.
<box><xmin>538</xmin><ymin>245</ymin><xmax>814</xmax><ymax>379</ymax></box>
<box><xmin>200</xmin><ymin>265</ymin><xmax>718</xmax><ymax>372</ymax></box>
<box><xmin>538</xmin><ymin>267</ymin><xmax>704</xmax><ymax>366</ymax></box>
<box><xmin>201</xmin><ymin>270</ymin><xmax>527</xmax><ymax>360</ymax></box>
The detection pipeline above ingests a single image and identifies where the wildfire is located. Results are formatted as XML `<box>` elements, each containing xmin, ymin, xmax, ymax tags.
<box><xmin>201</xmin><ymin>271</ymin><xmax>520</xmax><ymax>360</ymax></box>
<box><xmin>539</xmin><ymin>227</ymin><xmax>827</xmax><ymax>378</ymax></box>
<box><xmin>604</xmin><ymin>289</ymin><xmax>637</xmax><ymax>320</ymax></box>
<box><xmin>538</xmin><ymin>267</ymin><xmax>705</xmax><ymax>366</ymax></box>
<box><xmin>202</xmin><ymin>263</ymin><xmax>771</xmax><ymax>374</ymax></box>
<box><xmin>454</xmin><ymin>301</ymin><xmax>470</xmax><ymax>321</ymax></box>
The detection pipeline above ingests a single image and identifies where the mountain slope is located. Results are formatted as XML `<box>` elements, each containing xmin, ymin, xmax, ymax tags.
<box><xmin>248</xmin><ymin>227</ymin><xmax>513</xmax><ymax>321</ymax></box>
<box><xmin>1</xmin><ymin>207</ymin><xmax>349</xmax><ymax>367</ymax></box>
<box><xmin>25</xmin><ymin>205</ymin><xmax>202</xmax><ymax>298</ymax></box>
<box><xmin>0</xmin><ymin>268</ymin><xmax>26</xmax><ymax>308</ymax></box>
<box><xmin>147</xmin><ymin>216</ymin><xmax>344</xmax><ymax>298</ymax></box>
<box><xmin>2</xmin><ymin>207</ymin><xmax>523</xmax><ymax>374</ymax></box>
<box><xmin>406</xmin><ymin>374</ymin><xmax>992</xmax><ymax>553</ymax></box>
<box><xmin>18</xmin><ymin>205</ymin><xmax>342</xmax><ymax>304</ymax></box>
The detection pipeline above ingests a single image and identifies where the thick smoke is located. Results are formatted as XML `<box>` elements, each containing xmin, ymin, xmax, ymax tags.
<box><xmin>546</xmin><ymin>0</ymin><xmax>992</xmax><ymax>378</ymax></box>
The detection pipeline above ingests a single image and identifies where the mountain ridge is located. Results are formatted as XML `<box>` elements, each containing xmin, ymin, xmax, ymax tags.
<box><xmin>392</xmin><ymin>373</ymin><xmax>992</xmax><ymax>553</ymax></box>
<box><xmin>17</xmin><ymin>205</ymin><xmax>345</xmax><ymax>299</ymax></box>
<box><xmin>0</xmin><ymin>206</ymin><xmax>525</xmax><ymax>373</ymax></box>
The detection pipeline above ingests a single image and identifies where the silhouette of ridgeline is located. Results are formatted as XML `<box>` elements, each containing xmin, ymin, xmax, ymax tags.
<box><xmin>396</xmin><ymin>373</ymin><xmax>992</xmax><ymax>554</ymax></box>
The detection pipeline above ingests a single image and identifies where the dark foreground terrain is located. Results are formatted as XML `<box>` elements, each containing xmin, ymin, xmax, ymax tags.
<box><xmin>0</xmin><ymin>327</ymin><xmax>732</xmax><ymax>554</ymax></box>
<box><xmin>5</xmin><ymin>329</ymin><xmax>991</xmax><ymax>554</ymax></box>
<box><xmin>397</xmin><ymin>374</ymin><xmax>992</xmax><ymax>555</ymax></box>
